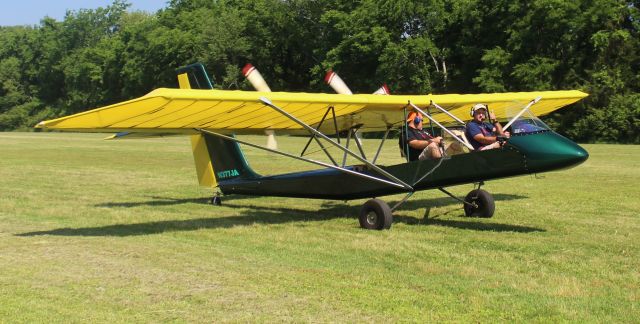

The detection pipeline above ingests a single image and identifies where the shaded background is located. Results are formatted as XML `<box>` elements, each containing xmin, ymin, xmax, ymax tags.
<box><xmin>0</xmin><ymin>0</ymin><xmax>638</xmax><ymax>142</ymax></box>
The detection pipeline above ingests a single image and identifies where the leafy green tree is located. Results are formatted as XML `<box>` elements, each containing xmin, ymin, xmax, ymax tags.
<box><xmin>0</xmin><ymin>0</ymin><xmax>638</xmax><ymax>143</ymax></box>
<box><xmin>0</xmin><ymin>26</ymin><xmax>42</xmax><ymax>130</ymax></box>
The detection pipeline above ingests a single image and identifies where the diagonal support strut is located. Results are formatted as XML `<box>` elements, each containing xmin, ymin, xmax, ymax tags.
<box><xmin>196</xmin><ymin>129</ymin><xmax>407</xmax><ymax>189</ymax></box>
<box><xmin>259</xmin><ymin>97</ymin><xmax>413</xmax><ymax>191</ymax></box>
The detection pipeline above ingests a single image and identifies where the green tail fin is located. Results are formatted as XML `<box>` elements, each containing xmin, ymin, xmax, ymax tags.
<box><xmin>177</xmin><ymin>63</ymin><xmax>260</xmax><ymax>185</ymax></box>
<box><xmin>176</xmin><ymin>63</ymin><xmax>214</xmax><ymax>90</ymax></box>
<box><xmin>201</xmin><ymin>132</ymin><xmax>260</xmax><ymax>182</ymax></box>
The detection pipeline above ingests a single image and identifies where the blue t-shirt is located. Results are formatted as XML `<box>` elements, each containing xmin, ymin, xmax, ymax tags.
<box><xmin>466</xmin><ymin>121</ymin><xmax>495</xmax><ymax>150</ymax></box>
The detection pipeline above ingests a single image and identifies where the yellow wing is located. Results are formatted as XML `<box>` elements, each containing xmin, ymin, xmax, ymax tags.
<box><xmin>36</xmin><ymin>88</ymin><xmax>587</xmax><ymax>134</ymax></box>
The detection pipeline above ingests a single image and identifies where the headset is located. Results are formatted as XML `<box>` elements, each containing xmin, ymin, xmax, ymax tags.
<box><xmin>407</xmin><ymin>111</ymin><xmax>423</xmax><ymax>125</ymax></box>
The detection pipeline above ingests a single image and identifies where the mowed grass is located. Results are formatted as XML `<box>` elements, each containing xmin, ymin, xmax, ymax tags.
<box><xmin>0</xmin><ymin>132</ymin><xmax>638</xmax><ymax>322</ymax></box>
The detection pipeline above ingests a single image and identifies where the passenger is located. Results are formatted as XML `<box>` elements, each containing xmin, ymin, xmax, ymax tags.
<box><xmin>466</xmin><ymin>104</ymin><xmax>510</xmax><ymax>150</ymax></box>
<box><xmin>404</xmin><ymin>111</ymin><xmax>443</xmax><ymax>161</ymax></box>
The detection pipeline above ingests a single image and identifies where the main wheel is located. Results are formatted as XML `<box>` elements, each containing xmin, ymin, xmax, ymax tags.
<box><xmin>211</xmin><ymin>196</ymin><xmax>222</xmax><ymax>206</ymax></box>
<box><xmin>359</xmin><ymin>199</ymin><xmax>393</xmax><ymax>230</ymax></box>
<box><xmin>463</xmin><ymin>189</ymin><xmax>495</xmax><ymax>218</ymax></box>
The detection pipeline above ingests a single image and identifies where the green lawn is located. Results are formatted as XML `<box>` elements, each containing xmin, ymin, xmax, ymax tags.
<box><xmin>0</xmin><ymin>132</ymin><xmax>638</xmax><ymax>322</ymax></box>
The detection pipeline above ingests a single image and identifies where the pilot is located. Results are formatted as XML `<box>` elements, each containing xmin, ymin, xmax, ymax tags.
<box><xmin>404</xmin><ymin>111</ymin><xmax>443</xmax><ymax>161</ymax></box>
<box><xmin>466</xmin><ymin>103</ymin><xmax>510</xmax><ymax>150</ymax></box>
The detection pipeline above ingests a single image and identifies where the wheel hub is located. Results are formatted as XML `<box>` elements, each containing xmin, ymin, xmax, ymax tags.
<box><xmin>366</xmin><ymin>211</ymin><xmax>378</xmax><ymax>225</ymax></box>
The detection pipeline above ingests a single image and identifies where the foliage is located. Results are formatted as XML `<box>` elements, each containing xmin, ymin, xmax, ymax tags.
<box><xmin>569</xmin><ymin>93</ymin><xmax>640</xmax><ymax>143</ymax></box>
<box><xmin>0</xmin><ymin>0</ymin><xmax>638</xmax><ymax>142</ymax></box>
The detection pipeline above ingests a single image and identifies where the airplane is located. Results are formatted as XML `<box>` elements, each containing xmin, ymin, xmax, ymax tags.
<box><xmin>36</xmin><ymin>63</ymin><xmax>589</xmax><ymax>230</ymax></box>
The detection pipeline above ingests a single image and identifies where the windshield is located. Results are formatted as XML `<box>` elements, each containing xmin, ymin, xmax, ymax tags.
<box><xmin>508</xmin><ymin>109</ymin><xmax>551</xmax><ymax>134</ymax></box>
<box><xmin>501</xmin><ymin>101</ymin><xmax>551</xmax><ymax>134</ymax></box>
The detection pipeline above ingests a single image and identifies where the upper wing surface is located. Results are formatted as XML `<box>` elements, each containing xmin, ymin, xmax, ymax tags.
<box><xmin>36</xmin><ymin>88</ymin><xmax>587</xmax><ymax>134</ymax></box>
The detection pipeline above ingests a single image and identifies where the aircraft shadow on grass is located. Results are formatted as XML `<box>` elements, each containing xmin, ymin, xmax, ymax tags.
<box><xmin>17</xmin><ymin>193</ymin><xmax>544</xmax><ymax>237</ymax></box>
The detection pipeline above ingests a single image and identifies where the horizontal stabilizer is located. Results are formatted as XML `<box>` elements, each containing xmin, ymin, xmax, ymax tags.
<box><xmin>104</xmin><ymin>132</ymin><xmax>180</xmax><ymax>140</ymax></box>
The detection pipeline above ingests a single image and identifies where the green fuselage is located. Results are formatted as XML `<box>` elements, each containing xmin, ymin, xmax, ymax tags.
<box><xmin>218</xmin><ymin>131</ymin><xmax>588</xmax><ymax>200</ymax></box>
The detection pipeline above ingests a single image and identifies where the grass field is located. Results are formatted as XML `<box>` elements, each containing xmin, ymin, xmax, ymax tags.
<box><xmin>0</xmin><ymin>132</ymin><xmax>638</xmax><ymax>322</ymax></box>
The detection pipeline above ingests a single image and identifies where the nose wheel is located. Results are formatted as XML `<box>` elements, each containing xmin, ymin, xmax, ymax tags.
<box><xmin>359</xmin><ymin>198</ymin><xmax>393</xmax><ymax>230</ymax></box>
<box><xmin>463</xmin><ymin>189</ymin><xmax>495</xmax><ymax>218</ymax></box>
<box><xmin>438</xmin><ymin>185</ymin><xmax>495</xmax><ymax>218</ymax></box>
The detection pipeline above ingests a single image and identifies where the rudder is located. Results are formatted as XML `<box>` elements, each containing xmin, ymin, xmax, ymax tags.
<box><xmin>177</xmin><ymin>63</ymin><xmax>260</xmax><ymax>187</ymax></box>
<box><xmin>201</xmin><ymin>132</ymin><xmax>260</xmax><ymax>183</ymax></box>
<box><xmin>176</xmin><ymin>63</ymin><xmax>214</xmax><ymax>90</ymax></box>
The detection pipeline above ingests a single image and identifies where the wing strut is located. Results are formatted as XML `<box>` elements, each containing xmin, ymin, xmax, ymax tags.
<box><xmin>352</xmin><ymin>126</ymin><xmax>367</xmax><ymax>160</ymax></box>
<box><xmin>260</xmin><ymin>97</ymin><xmax>413</xmax><ymax>191</ymax></box>
<box><xmin>341</xmin><ymin>128</ymin><xmax>352</xmax><ymax>167</ymax></box>
<box><xmin>502</xmin><ymin>97</ymin><xmax>542</xmax><ymax>130</ymax></box>
<box><xmin>409</xmin><ymin>102</ymin><xmax>475</xmax><ymax>151</ymax></box>
<box><xmin>196</xmin><ymin>129</ymin><xmax>407</xmax><ymax>190</ymax></box>
<box><xmin>341</xmin><ymin>126</ymin><xmax>368</xmax><ymax>165</ymax></box>
<box><xmin>372</xmin><ymin>126</ymin><xmax>392</xmax><ymax>165</ymax></box>
<box><xmin>300</xmin><ymin>105</ymin><xmax>340</xmax><ymax>166</ymax></box>
<box><xmin>429</xmin><ymin>100</ymin><xmax>466</xmax><ymax>126</ymax></box>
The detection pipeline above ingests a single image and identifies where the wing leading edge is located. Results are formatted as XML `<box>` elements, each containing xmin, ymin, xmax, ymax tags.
<box><xmin>36</xmin><ymin>88</ymin><xmax>587</xmax><ymax>134</ymax></box>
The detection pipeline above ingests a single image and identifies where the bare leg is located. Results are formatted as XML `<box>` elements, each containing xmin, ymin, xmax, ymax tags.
<box><xmin>480</xmin><ymin>142</ymin><xmax>502</xmax><ymax>150</ymax></box>
<box><xmin>418</xmin><ymin>142</ymin><xmax>442</xmax><ymax>160</ymax></box>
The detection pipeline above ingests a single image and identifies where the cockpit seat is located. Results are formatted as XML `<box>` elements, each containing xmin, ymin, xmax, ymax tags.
<box><xmin>443</xmin><ymin>127</ymin><xmax>471</xmax><ymax>156</ymax></box>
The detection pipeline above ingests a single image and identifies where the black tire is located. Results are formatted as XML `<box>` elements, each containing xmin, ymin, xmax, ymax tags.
<box><xmin>359</xmin><ymin>199</ymin><xmax>393</xmax><ymax>230</ymax></box>
<box><xmin>211</xmin><ymin>196</ymin><xmax>222</xmax><ymax>206</ymax></box>
<box><xmin>463</xmin><ymin>189</ymin><xmax>495</xmax><ymax>218</ymax></box>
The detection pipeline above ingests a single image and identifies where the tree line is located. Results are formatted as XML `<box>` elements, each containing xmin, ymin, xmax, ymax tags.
<box><xmin>0</xmin><ymin>0</ymin><xmax>638</xmax><ymax>143</ymax></box>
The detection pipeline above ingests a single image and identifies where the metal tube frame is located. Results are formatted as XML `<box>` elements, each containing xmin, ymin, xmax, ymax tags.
<box><xmin>300</xmin><ymin>106</ymin><xmax>340</xmax><ymax>159</ymax></box>
<box><xmin>352</xmin><ymin>128</ymin><xmax>367</xmax><ymax>160</ymax></box>
<box><xmin>409</xmin><ymin>102</ymin><xmax>475</xmax><ymax>151</ymax></box>
<box><xmin>260</xmin><ymin>97</ymin><xmax>413</xmax><ymax>190</ymax></box>
<box><xmin>411</xmin><ymin>154</ymin><xmax>446</xmax><ymax>187</ymax></box>
<box><xmin>372</xmin><ymin>126</ymin><xmax>391</xmax><ymax>165</ymax></box>
<box><xmin>391</xmin><ymin>192</ymin><xmax>414</xmax><ymax>212</ymax></box>
<box><xmin>429</xmin><ymin>100</ymin><xmax>467</xmax><ymax>125</ymax></box>
<box><xmin>341</xmin><ymin>130</ymin><xmax>352</xmax><ymax>167</ymax></box>
<box><xmin>502</xmin><ymin>97</ymin><xmax>542</xmax><ymax>130</ymax></box>
<box><xmin>438</xmin><ymin>187</ymin><xmax>476</xmax><ymax>208</ymax></box>
<box><xmin>402</xmin><ymin>107</ymin><xmax>408</xmax><ymax>161</ymax></box>
<box><xmin>196</xmin><ymin>129</ymin><xmax>407</xmax><ymax>189</ymax></box>
<box><xmin>426</xmin><ymin>105</ymin><xmax>436</xmax><ymax>136</ymax></box>
<box><xmin>331</xmin><ymin>107</ymin><xmax>340</xmax><ymax>144</ymax></box>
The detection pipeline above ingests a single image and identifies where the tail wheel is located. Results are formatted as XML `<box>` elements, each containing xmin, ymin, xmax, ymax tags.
<box><xmin>463</xmin><ymin>189</ymin><xmax>495</xmax><ymax>218</ymax></box>
<box><xmin>359</xmin><ymin>199</ymin><xmax>393</xmax><ymax>230</ymax></box>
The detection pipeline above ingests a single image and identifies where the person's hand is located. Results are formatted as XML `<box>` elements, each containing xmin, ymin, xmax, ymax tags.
<box><xmin>489</xmin><ymin>112</ymin><xmax>497</xmax><ymax>121</ymax></box>
<box><xmin>434</xmin><ymin>136</ymin><xmax>442</xmax><ymax>144</ymax></box>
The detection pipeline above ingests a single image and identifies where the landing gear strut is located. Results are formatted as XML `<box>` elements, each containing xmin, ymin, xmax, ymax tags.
<box><xmin>359</xmin><ymin>198</ymin><xmax>393</xmax><ymax>230</ymax></box>
<box><xmin>438</xmin><ymin>183</ymin><xmax>495</xmax><ymax>218</ymax></box>
<box><xmin>211</xmin><ymin>192</ymin><xmax>222</xmax><ymax>206</ymax></box>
